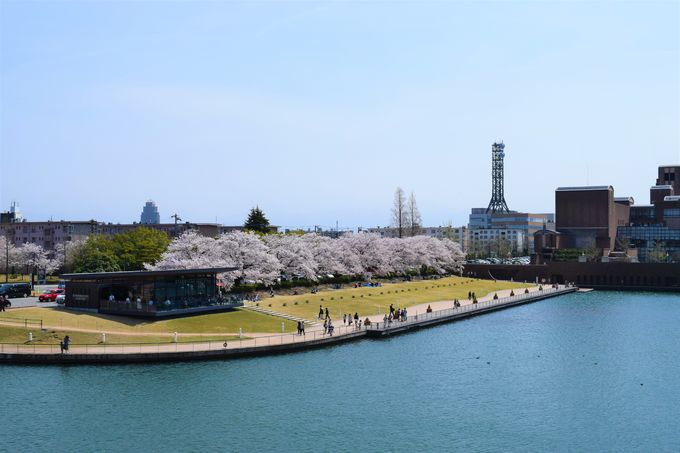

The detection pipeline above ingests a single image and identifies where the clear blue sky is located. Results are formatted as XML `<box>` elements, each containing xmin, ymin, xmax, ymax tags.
<box><xmin>1</xmin><ymin>1</ymin><xmax>678</xmax><ymax>230</ymax></box>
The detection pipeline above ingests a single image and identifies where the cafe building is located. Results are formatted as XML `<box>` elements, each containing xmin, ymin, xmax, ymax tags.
<box><xmin>61</xmin><ymin>267</ymin><xmax>239</xmax><ymax>318</ymax></box>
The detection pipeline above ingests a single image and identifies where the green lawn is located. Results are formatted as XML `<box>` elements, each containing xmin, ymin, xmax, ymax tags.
<box><xmin>258</xmin><ymin>276</ymin><xmax>527</xmax><ymax>320</ymax></box>
<box><xmin>0</xmin><ymin>326</ymin><xmax>243</xmax><ymax>344</ymax></box>
<box><xmin>0</xmin><ymin>308</ymin><xmax>296</xmax><ymax>334</ymax></box>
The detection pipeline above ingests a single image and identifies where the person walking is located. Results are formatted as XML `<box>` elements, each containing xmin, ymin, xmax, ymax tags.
<box><xmin>354</xmin><ymin>312</ymin><xmax>359</xmax><ymax>327</ymax></box>
<box><xmin>318</xmin><ymin>305</ymin><xmax>324</xmax><ymax>319</ymax></box>
<box><xmin>343</xmin><ymin>313</ymin><xmax>347</xmax><ymax>325</ymax></box>
<box><xmin>301</xmin><ymin>321</ymin><xmax>305</xmax><ymax>336</ymax></box>
<box><xmin>60</xmin><ymin>335</ymin><xmax>70</xmax><ymax>354</ymax></box>
<box><xmin>325</xmin><ymin>307</ymin><xmax>330</xmax><ymax>319</ymax></box>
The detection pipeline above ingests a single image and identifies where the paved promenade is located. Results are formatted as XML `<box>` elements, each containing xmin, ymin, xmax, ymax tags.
<box><xmin>0</xmin><ymin>285</ymin><xmax>575</xmax><ymax>364</ymax></box>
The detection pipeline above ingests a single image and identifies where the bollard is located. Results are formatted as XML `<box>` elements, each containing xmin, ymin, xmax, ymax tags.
<box><xmin>282</xmin><ymin>322</ymin><xmax>285</xmax><ymax>334</ymax></box>
<box><xmin>102</xmin><ymin>332</ymin><xmax>106</xmax><ymax>344</ymax></box>
<box><xmin>173</xmin><ymin>332</ymin><xmax>178</xmax><ymax>343</ymax></box>
<box><xmin>28</xmin><ymin>332</ymin><xmax>33</xmax><ymax>342</ymax></box>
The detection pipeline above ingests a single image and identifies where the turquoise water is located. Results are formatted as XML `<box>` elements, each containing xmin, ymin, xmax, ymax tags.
<box><xmin>2</xmin><ymin>291</ymin><xmax>679</xmax><ymax>452</ymax></box>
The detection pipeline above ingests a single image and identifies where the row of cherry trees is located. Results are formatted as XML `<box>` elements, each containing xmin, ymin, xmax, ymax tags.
<box><xmin>0</xmin><ymin>236</ymin><xmax>88</xmax><ymax>276</ymax></box>
<box><xmin>149</xmin><ymin>231</ymin><xmax>464</xmax><ymax>290</ymax></box>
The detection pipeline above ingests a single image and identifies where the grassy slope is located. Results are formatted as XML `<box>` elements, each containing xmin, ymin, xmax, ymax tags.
<box><xmin>0</xmin><ymin>308</ymin><xmax>296</xmax><ymax>334</ymax></box>
<box><xmin>258</xmin><ymin>276</ymin><xmax>527</xmax><ymax>320</ymax></box>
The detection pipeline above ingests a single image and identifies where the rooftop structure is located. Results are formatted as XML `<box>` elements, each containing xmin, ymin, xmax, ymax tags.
<box><xmin>140</xmin><ymin>200</ymin><xmax>161</xmax><ymax>224</ymax></box>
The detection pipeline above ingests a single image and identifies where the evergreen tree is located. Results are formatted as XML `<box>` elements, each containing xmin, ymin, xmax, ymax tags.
<box><xmin>244</xmin><ymin>206</ymin><xmax>271</xmax><ymax>234</ymax></box>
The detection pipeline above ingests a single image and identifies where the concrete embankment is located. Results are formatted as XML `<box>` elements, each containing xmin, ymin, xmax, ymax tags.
<box><xmin>0</xmin><ymin>286</ymin><xmax>575</xmax><ymax>365</ymax></box>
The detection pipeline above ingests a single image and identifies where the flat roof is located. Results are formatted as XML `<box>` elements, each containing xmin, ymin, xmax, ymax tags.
<box><xmin>651</xmin><ymin>185</ymin><xmax>673</xmax><ymax>190</ymax></box>
<box><xmin>61</xmin><ymin>267</ymin><xmax>238</xmax><ymax>280</ymax></box>
<box><xmin>556</xmin><ymin>186</ymin><xmax>612</xmax><ymax>192</ymax></box>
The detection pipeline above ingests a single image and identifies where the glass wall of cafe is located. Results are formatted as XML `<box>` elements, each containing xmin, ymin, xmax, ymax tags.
<box><xmin>99</xmin><ymin>273</ymin><xmax>218</xmax><ymax>311</ymax></box>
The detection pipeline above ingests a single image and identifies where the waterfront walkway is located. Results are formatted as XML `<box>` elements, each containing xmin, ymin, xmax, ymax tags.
<box><xmin>0</xmin><ymin>285</ymin><xmax>576</xmax><ymax>364</ymax></box>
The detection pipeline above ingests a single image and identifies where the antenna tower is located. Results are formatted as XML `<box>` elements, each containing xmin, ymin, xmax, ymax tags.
<box><xmin>486</xmin><ymin>141</ymin><xmax>510</xmax><ymax>213</ymax></box>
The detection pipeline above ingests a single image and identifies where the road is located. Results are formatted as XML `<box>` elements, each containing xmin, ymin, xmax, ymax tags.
<box><xmin>4</xmin><ymin>284</ymin><xmax>59</xmax><ymax>309</ymax></box>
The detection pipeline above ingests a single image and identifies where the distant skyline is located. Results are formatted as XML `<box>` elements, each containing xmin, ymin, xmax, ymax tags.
<box><xmin>1</xmin><ymin>1</ymin><xmax>678</xmax><ymax>230</ymax></box>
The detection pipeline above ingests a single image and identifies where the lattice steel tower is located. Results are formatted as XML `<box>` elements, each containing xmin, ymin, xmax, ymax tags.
<box><xmin>486</xmin><ymin>141</ymin><xmax>510</xmax><ymax>213</ymax></box>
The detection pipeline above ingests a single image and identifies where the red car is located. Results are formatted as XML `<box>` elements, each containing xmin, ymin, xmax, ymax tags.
<box><xmin>39</xmin><ymin>289</ymin><xmax>64</xmax><ymax>302</ymax></box>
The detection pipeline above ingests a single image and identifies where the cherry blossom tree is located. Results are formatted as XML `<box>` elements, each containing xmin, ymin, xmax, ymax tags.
<box><xmin>16</xmin><ymin>243</ymin><xmax>59</xmax><ymax>275</ymax></box>
<box><xmin>149</xmin><ymin>230</ymin><xmax>223</xmax><ymax>270</ymax></box>
<box><xmin>215</xmin><ymin>231</ymin><xmax>281</xmax><ymax>287</ymax></box>
<box><xmin>53</xmin><ymin>238</ymin><xmax>88</xmax><ymax>273</ymax></box>
<box><xmin>337</xmin><ymin>233</ymin><xmax>392</xmax><ymax>277</ymax></box>
<box><xmin>0</xmin><ymin>235</ymin><xmax>18</xmax><ymax>277</ymax></box>
<box><xmin>264</xmin><ymin>234</ymin><xmax>318</xmax><ymax>280</ymax></box>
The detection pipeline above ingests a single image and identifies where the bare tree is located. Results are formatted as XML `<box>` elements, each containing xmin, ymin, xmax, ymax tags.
<box><xmin>407</xmin><ymin>191</ymin><xmax>422</xmax><ymax>237</ymax></box>
<box><xmin>391</xmin><ymin>187</ymin><xmax>409</xmax><ymax>238</ymax></box>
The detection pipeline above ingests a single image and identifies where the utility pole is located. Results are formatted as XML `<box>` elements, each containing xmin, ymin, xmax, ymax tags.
<box><xmin>4</xmin><ymin>236</ymin><xmax>8</xmax><ymax>283</ymax></box>
<box><xmin>171</xmin><ymin>213</ymin><xmax>182</xmax><ymax>225</ymax></box>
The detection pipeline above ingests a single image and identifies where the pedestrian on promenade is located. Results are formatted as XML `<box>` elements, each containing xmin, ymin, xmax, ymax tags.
<box><xmin>325</xmin><ymin>307</ymin><xmax>330</xmax><ymax>319</ymax></box>
<box><xmin>318</xmin><ymin>305</ymin><xmax>323</xmax><ymax>319</ymax></box>
<box><xmin>343</xmin><ymin>313</ymin><xmax>347</xmax><ymax>325</ymax></box>
<box><xmin>348</xmin><ymin>315</ymin><xmax>353</xmax><ymax>327</ymax></box>
<box><xmin>296</xmin><ymin>321</ymin><xmax>302</xmax><ymax>335</ymax></box>
<box><xmin>383</xmin><ymin>314</ymin><xmax>388</xmax><ymax>326</ymax></box>
<box><xmin>389</xmin><ymin>304</ymin><xmax>394</xmax><ymax>316</ymax></box>
<box><xmin>354</xmin><ymin>312</ymin><xmax>359</xmax><ymax>326</ymax></box>
<box><xmin>323</xmin><ymin>319</ymin><xmax>328</xmax><ymax>335</ymax></box>
<box><xmin>301</xmin><ymin>322</ymin><xmax>305</xmax><ymax>336</ymax></box>
<box><xmin>60</xmin><ymin>335</ymin><xmax>70</xmax><ymax>354</ymax></box>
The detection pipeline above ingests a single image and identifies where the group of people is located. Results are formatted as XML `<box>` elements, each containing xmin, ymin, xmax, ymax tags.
<box><xmin>352</xmin><ymin>282</ymin><xmax>382</xmax><ymax>288</ymax></box>
<box><xmin>296</xmin><ymin>321</ymin><xmax>306</xmax><ymax>335</ymax></box>
<box><xmin>322</xmin><ymin>318</ymin><xmax>334</xmax><ymax>335</ymax></box>
<box><xmin>342</xmin><ymin>312</ymin><xmax>361</xmax><ymax>328</ymax></box>
<box><xmin>318</xmin><ymin>305</ymin><xmax>330</xmax><ymax>320</ymax></box>
<box><xmin>383</xmin><ymin>304</ymin><xmax>408</xmax><ymax>325</ymax></box>
<box><xmin>0</xmin><ymin>295</ymin><xmax>11</xmax><ymax>311</ymax></box>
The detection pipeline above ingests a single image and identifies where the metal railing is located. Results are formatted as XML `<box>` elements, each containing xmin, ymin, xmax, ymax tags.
<box><xmin>365</xmin><ymin>285</ymin><xmax>572</xmax><ymax>331</ymax></box>
<box><xmin>0</xmin><ymin>317</ymin><xmax>43</xmax><ymax>329</ymax></box>
<box><xmin>0</xmin><ymin>322</ymin><xmax>371</xmax><ymax>355</ymax></box>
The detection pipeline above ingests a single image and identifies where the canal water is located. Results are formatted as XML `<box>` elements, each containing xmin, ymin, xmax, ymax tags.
<box><xmin>2</xmin><ymin>291</ymin><xmax>679</xmax><ymax>452</ymax></box>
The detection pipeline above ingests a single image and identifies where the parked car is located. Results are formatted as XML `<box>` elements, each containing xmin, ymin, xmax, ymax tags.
<box><xmin>55</xmin><ymin>293</ymin><xmax>66</xmax><ymax>305</ymax></box>
<box><xmin>0</xmin><ymin>283</ymin><xmax>32</xmax><ymax>298</ymax></box>
<box><xmin>39</xmin><ymin>289</ymin><xmax>64</xmax><ymax>302</ymax></box>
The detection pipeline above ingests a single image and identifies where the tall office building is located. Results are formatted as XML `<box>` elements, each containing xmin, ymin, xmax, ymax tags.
<box><xmin>140</xmin><ymin>200</ymin><xmax>161</xmax><ymax>224</ymax></box>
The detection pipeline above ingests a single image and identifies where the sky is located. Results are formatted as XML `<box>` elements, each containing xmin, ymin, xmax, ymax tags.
<box><xmin>1</xmin><ymin>1</ymin><xmax>678</xmax><ymax>231</ymax></box>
